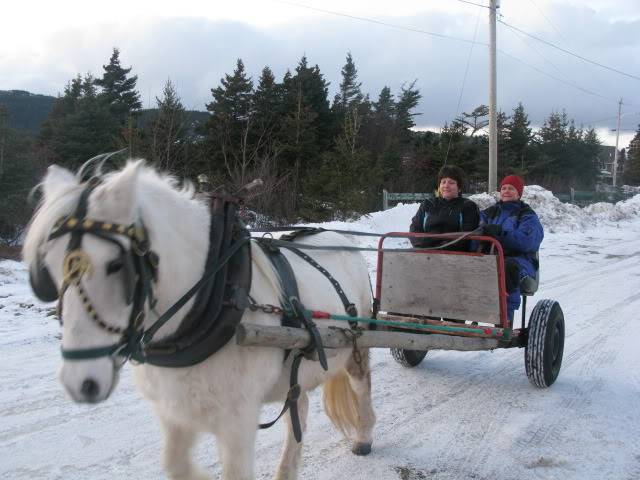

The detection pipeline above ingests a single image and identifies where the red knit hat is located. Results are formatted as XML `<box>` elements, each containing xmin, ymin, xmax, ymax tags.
<box><xmin>499</xmin><ymin>175</ymin><xmax>524</xmax><ymax>197</ymax></box>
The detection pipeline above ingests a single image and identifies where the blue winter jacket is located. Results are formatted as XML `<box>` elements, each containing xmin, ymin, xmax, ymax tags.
<box><xmin>479</xmin><ymin>200</ymin><xmax>544</xmax><ymax>279</ymax></box>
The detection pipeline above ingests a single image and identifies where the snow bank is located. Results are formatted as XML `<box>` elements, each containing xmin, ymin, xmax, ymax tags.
<box><xmin>340</xmin><ymin>186</ymin><xmax>640</xmax><ymax>235</ymax></box>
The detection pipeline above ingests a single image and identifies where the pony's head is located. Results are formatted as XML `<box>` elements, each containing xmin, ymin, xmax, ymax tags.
<box><xmin>24</xmin><ymin>161</ymin><xmax>151</xmax><ymax>403</ymax></box>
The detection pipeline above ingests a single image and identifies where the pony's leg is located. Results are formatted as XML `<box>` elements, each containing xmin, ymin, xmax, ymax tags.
<box><xmin>345</xmin><ymin>347</ymin><xmax>376</xmax><ymax>456</ymax></box>
<box><xmin>215</xmin><ymin>407</ymin><xmax>259</xmax><ymax>480</ymax></box>
<box><xmin>274</xmin><ymin>391</ymin><xmax>309</xmax><ymax>480</ymax></box>
<box><xmin>161</xmin><ymin>420</ymin><xmax>209</xmax><ymax>480</ymax></box>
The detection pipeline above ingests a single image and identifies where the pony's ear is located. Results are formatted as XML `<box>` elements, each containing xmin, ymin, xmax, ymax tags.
<box><xmin>94</xmin><ymin>161</ymin><xmax>143</xmax><ymax>223</ymax></box>
<box><xmin>42</xmin><ymin>165</ymin><xmax>78</xmax><ymax>200</ymax></box>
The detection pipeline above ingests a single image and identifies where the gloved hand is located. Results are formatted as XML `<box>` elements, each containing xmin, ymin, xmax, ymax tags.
<box><xmin>482</xmin><ymin>224</ymin><xmax>503</xmax><ymax>237</ymax></box>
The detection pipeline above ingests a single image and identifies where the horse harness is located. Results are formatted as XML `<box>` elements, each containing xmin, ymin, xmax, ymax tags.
<box><xmin>31</xmin><ymin>177</ymin><xmax>253</xmax><ymax>365</ymax></box>
<box><xmin>30</xmin><ymin>176</ymin><xmax>359</xmax><ymax>442</ymax></box>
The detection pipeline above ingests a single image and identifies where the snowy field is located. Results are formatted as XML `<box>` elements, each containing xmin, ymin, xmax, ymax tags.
<box><xmin>2</xmin><ymin>187</ymin><xmax>640</xmax><ymax>480</ymax></box>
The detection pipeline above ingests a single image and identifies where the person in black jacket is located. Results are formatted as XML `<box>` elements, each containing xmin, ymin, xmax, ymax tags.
<box><xmin>409</xmin><ymin>165</ymin><xmax>480</xmax><ymax>250</ymax></box>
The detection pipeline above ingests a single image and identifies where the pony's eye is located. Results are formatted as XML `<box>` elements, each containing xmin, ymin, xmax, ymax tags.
<box><xmin>106</xmin><ymin>258</ymin><xmax>124</xmax><ymax>275</ymax></box>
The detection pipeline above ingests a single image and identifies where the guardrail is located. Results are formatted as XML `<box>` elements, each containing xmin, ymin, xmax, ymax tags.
<box><xmin>556</xmin><ymin>188</ymin><xmax>635</xmax><ymax>206</ymax></box>
<box><xmin>382</xmin><ymin>190</ymin><xmax>433</xmax><ymax>210</ymax></box>
<box><xmin>382</xmin><ymin>187</ymin><xmax>635</xmax><ymax>210</ymax></box>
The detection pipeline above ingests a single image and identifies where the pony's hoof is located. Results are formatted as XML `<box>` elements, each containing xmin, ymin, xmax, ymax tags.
<box><xmin>351</xmin><ymin>442</ymin><xmax>372</xmax><ymax>456</ymax></box>
<box><xmin>168</xmin><ymin>467</ymin><xmax>210</xmax><ymax>480</ymax></box>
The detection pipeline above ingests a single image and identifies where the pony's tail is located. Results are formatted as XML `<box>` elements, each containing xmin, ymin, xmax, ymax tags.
<box><xmin>323</xmin><ymin>369</ymin><xmax>359</xmax><ymax>438</ymax></box>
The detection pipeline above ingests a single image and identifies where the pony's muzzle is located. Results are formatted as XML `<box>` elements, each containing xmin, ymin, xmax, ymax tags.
<box><xmin>60</xmin><ymin>358</ymin><xmax>118</xmax><ymax>403</ymax></box>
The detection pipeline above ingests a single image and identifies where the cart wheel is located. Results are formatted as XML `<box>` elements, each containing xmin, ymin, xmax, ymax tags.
<box><xmin>525</xmin><ymin>299</ymin><xmax>565</xmax><ymax>388</ymax></box>
<box><xmin>390</xmin><ymin>348</ymin><xmax>428</xmax><ymax>368</ymax></box>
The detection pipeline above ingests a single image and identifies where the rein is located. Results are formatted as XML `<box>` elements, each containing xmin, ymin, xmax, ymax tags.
<box><xmin>252</xmin><ymin>227</ymin><xmax>483</xmax><ymax>253</ymax></box>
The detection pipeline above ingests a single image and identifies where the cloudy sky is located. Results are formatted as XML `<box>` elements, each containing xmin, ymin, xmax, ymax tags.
<box><xmin>2</xmin><ymin>0</ymin><xmax>639</xmax><ymax>147</ymax></box>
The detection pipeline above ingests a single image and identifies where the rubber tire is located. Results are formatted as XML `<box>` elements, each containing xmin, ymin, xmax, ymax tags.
<box><xmin>525</xmin><ymin>299</ymin><xmax>565</xmax><ymax>388</ymax></box>
<box><xmin>390</xmin><ymin>348</ymin><xmax>428</xmax><ymax>368</ymax></box>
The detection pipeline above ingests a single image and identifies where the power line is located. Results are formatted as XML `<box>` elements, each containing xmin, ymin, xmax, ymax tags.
<box><xmin>525</xmin><ymin>0</ymin><xmax>567</xmax><ymax>45</ymax></box>
<box><xmin>582</xmin><ymin>111</ymin><xmax>639</xmax><ymax>126</ymax></box>
<box><xmin>454</xmin><ymin>0</ymin><xmax>489</xmax><ymax>8</ymax></box>
<box><xmin>501</xmin><ymin>15</ymin><xmax>573</xmax><ymax>88</ymax></box>
<box><xmin>497</xmin><ymin>49</ymin><xmax>619</xmax><ymax>104</ymax></box>
<box><xmin>499</xmin><ymin>18</ymin><xmax>624</xmax><ymax>106</ymax></box>
<box><xmin>274</xmin><ymin>1</ymin><xmax>637</xmax><ymax>107</ymax></box>
<box><xmin>273</xmin><ymin>0</ymin><xmax>488</xmax><ymax>46</ymax></box>
<box><xmin>522</xmin><ymin>0</ymin><xmax>611</xmax><ymax>96</ymax></box>
<box><xmin>498</xmin><ymin>19</ymin><xmax>640</xmax><ymax>82</ymax></box>
<box><xmin>445</xmin><ymin>8</ymin><xmax>483</xmax><ymax>165</ymax></box>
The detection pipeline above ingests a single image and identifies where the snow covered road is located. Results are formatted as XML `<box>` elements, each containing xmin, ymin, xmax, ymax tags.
<box><xmin>2</xmin><ymin>193</ymin><xmax>640</xmax><ymax>480</ymax></box>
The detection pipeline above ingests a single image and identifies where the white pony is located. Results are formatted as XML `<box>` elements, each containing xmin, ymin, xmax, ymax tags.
<box><xmin>23</xmin><ymin>161</ymin><xmax>376</xmax><ymax>480</ymax></box>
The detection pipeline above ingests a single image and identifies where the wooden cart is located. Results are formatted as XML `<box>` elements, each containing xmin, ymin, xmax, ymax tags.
<box><xmin>375</xmin><ymin>232</ymin><xmax>565</xmax><ymax>388</ymax></box>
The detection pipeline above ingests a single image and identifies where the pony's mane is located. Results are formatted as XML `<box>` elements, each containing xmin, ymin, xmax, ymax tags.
<box><xmin>23</xmin><ymin>160</ymin><xmax>199</xmax><ymax>266</ymax></box>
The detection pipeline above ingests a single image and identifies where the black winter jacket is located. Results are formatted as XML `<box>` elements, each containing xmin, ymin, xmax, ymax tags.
<box><xmin>409</xmin><ymin>196</ymin><xmax>480</xmax><ymax>249</ymax></box>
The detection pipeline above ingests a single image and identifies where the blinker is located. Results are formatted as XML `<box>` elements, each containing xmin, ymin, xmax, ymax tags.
<box><xmin>106</xmin><ymin>253</ymin><xmax>136</xmax><ymax>305</ymax></box>
<box><xmin>29</xmin><ymin>257</ymin><xmax>59</xmax><ymax>303</ymax></box>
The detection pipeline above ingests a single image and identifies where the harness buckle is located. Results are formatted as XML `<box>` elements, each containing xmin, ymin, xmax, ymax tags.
<box><xmin>259</xmin><ymin>236</ymin><xmax>280</xmax><ymax>253</ymax></box>
<box><xmin>287</xmin><ymin>383</ymin><xmax>301</xmax><ymax>402</ymax></box>
<box><xmin>132</xmin><ymin>238</ymin><xmax>150</xmax><ymax>256</ymax></box>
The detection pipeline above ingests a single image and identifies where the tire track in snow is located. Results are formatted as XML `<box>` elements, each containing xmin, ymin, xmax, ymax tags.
<box><xmin>508</xmin><ymin>290</ymin><xmax>640</xmax><ymax>479</ymax></box>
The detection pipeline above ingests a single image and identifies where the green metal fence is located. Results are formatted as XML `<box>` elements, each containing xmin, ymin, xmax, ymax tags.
<box><xmin>382</xmin><ymin>188</ymin><xmax>635</xmax><ymax>210</ymax></box>
<box><xmin>556</xmin><ymin>188</ymin><xmax>635</xmax><ymax>207</ymax></box>
<box><xmin>381</xmin><ymin>190</ymin><xmax>434</xmax><ymax>210</ymax></box>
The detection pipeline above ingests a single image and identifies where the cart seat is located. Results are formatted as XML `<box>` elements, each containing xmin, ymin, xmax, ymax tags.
<box><xmin>378</xmin><ymin>249</ymin><xmax>503</xmax><ymax>325</ymax></box>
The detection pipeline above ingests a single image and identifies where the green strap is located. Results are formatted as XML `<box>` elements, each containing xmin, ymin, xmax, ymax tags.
<box><xmin>61</xmin><ymin>342</ymin><xmax>125</xmax><ymax>360</ymax></box>
<box><xmin>307</xmin><ymin>310</ymin><xmax>511</xmax><ymax>339</ymax></box>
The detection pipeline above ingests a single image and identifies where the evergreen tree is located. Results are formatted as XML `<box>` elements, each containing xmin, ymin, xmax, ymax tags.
<box><xmin>335</xmin><ymin>52</ymin><xmax>363</xmax><ymax>110</ymax></box>
<box><xmin>368</xmin><ymin>87</ymin><xmax>398</xmax><ymax>183</ymax></box>
<box><xmin>285</xmin><ymin>56</ymin><xmax>333</xmax><ymax>151</ymax></box>
<box><xmin>580</xmin><ymin>127</ymin><xmax>601</xmax><ymax>185</ymax></box>
<box><xmin>39</xmin><ymin>73</ymin><xmax>119</xmax><ymax>168</ymax></box>
<box><xmin>147</xmin><ymin>79</ymin><xmax>188</xmax><ymax>173</ymax></box>
<box><xmin>625</xmin><ymin>125</ymin><xmax>640</xmax><ymax>184</ymax></box>
<box><xmin>373</xmin><ymin>87</ymin><xmax>394</xmax><ymax>120</ymax></box>
<box><xmin>505</xmin><ymin>102</ymin><xmax>532</xmax><ymax>173</ymax></box>
<box><xmin>205</xmin><ymin>58</ymin><xmax>254</xmax><ymax>185</ymax></box>
<box><xmin>253</xmin><ymin>66</ymin><xmax>283</xmax><ymax>131</ymax></box>
<box><xmin>280</xmin><ymin>57</ymin><xmax>332</xmax><ymax>186</ymax></box>
<box><xmin>534</xmin><ymin>110</ymin><xmax>569</xmax><ymax>180</ymax></box>
<box><xmin>0</xmin><ymin>104</ymin><xmax>7</xmax><ymax>178</ymax></box>
<box><xmin>39</xmin><ymin>76</ymin><xmax>83</xmax><ymax>146</ymax></box>
<box><xmin>438</xmin><ymin>120</ymin><xmax>468</xmax><ymax>167</ymax></box>
<box><xmin>94</xmin><ymin>48</ymin><xmax>142</xmax><ymax>125</ymax></box>
<box><xmin>395</xmin><ymin>81</ymin><xmax>421</xmax><ymax>142</ymax></box>
<box><xmin>0</xmin><ymin>121</ymin><xmax>39</xmax><ymax>245</ymax></box>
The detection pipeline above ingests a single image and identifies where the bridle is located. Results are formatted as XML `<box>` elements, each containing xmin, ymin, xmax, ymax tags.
<box><xmin>42</xmin><ymin>177</ymin><xmax>160</xmax><ymax>361</ymax></box>
<box><xmin>35</xmin><ymin>175</ymin><xmax>253</xmax><ymax>366</ymax></box>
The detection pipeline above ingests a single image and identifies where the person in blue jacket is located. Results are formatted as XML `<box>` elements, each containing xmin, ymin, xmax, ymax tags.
<box><xmin>480</xmin><ymin>175</ymin><xmax>544</xmax><ymax>321</ymax></box>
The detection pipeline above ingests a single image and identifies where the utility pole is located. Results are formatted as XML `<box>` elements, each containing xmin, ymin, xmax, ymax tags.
<box><xmin>488</xmin><ymin>0</ymin><xmax>499</xmax><ymax>192</ymax></box>
<box><xmin>612</xmin><ymin>98</ymin><xmax>622</xmax><ymax>187</ymax></box>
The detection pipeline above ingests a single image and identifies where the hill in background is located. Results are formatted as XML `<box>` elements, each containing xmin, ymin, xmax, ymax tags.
<box><xmin>0</xmin><ymin>89</ymin><xmax>209</xmax><ymax>135</ymax></box>
<box><xmin>0</xmin><ymin>90</ymin><xmax>56</xmax><ymax>133</ymax></box>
